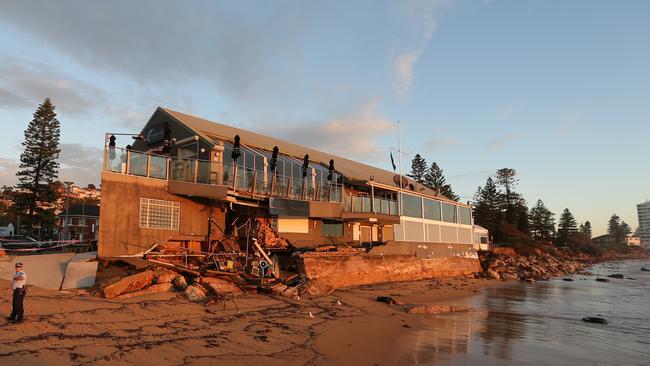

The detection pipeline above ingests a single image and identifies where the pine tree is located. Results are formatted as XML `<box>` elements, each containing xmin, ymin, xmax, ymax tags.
<box><xmin>529</xmin><ymin>199</ymin><xmax>555</xmax><ymax>242</ymax></box>
<box><xmin>473</xmin><ymin>177</ymin><xmax>502</xmax><ymax>238</ymax></box>
<box><xmin>408</xmin><ymin>154</ymin><xmax>427</xmax><ymax>184</ymax></box>
<box><xmin>607</xmin><ymin>214</ymin><xmax>622</xmax><ymax>244</ymax></box>
<box><xmin>557</xmin><ymin>208</ymin><xmax>578</xmax><ymax>246</ymax></box>
<box><xmin>620</xmin><ymin>221</ymin><xmax>632</xmax><ymax>238</ymax></box>
<box><xmin>13</xmin><ymin>98</ymin><xmax>61</xmax><ymax>237</ymax></box>
<box><xmin>579</xmin><ymin>221</ymin><xmax>592</xmax><ymax>239</ymax></box>
<box><xmin>423</xmin><ymin>162</ymin><xmax>459</xmax><ymax>201</ymax></box>
<box><xmin>495</xmin><ymin>168</ymin><xmax>520</xmax><ymax>224</ymax></box>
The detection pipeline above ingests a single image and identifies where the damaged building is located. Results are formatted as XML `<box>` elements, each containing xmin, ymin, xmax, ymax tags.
<box><xmin>98</xmin><ymin>107</ymin><xmax>483</xmax><ymax>290</ymax></box>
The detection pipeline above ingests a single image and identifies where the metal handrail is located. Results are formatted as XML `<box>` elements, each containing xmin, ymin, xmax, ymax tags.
<box><xmin>103</xmin><ymin>146</ymin><xmax>343</xmax><ymax>203</ymax></box>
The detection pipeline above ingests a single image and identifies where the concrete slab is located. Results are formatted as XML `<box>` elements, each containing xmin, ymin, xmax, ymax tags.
<box><xmin>0</xmin><ymin>253</ymin><xmax>76</xmax><ymax>290</ymax></box>
<box><xmin>69</xmin><ymin>251</ymin><xmax>98</xmax><ymax>262</ymax></box>
<box><xmin>61</xmin><ymin>261</ymin><xmax>99</xmax><ymax>289</ymax></box>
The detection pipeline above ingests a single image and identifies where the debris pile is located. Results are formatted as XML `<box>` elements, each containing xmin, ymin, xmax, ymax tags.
<box><xmin>479</xmin><ymin>249</ymin><xmax>585</xmax><ymax>281</ymax></box>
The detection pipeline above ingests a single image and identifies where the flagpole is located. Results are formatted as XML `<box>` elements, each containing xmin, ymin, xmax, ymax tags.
<box><xmin>397</xmin><ymin>120</ymin><xmax>403</xmax><ymax>216</ymax></box>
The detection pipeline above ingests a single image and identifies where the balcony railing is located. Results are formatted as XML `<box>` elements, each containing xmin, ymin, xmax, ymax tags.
<box><xmin>347</xmin><ymin>194</ymin><xmax>398</xmax><ymax>215</ymax></box>
<box><xmin>103</xmin><ymin>146</ymin><xmax>342</xmax><ymax>203</ymax></box>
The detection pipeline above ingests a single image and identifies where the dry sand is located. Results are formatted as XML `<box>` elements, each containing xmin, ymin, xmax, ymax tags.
<box><xmin>0</xmin><ymin>277</ymin><xmax>499</xmax><ymax>366</ymax></box>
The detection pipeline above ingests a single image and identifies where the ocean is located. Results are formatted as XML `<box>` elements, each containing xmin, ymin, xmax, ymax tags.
<box><xmin>397</xmin><ymin>259</ymin><xmax>650</xmax><ymax>365</ymax></box>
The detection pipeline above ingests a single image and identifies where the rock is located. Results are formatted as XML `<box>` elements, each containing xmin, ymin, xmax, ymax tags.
<box><xmin>377</xmin><ymin>296</ymin><xmax>395</xmax><ymax>304</ymax></box>
<box><xmin>153</xmin><ymin>267</ymin><xmax>179</xmax><ymax>284</ymax></box>
<box><xmin>281</xmin><ymin>286</ymin><xmax>300</xmax><ymax>300</ymax></box>
<box><xmin>185</xmin><ymin>284</ymin><xmax>207</xmax><ymax>302</ymax></box>
<box><xmin>641</xmin><ymin>267</ymin><xmax>650</xmax><ymax>272</ymax></box>
<box><xmin>101</xmin><ymin>270</ymin><xmax>154</xmax><ymax>299</ymax></box>
<box><xmin>115</xmin><ymin>283</ymin><xmax>173</xmax><ymax>299</ymax></box>
<box><xmin>582</xmin><ymin>316</ymin><xmax>608</xmax><ymax>324</ymax></box>
<box><xmin>199</xmin><ymin>277</ymin><xmax>243</xmax><ymax>294</ymax></box>
<box><xmin>173</xmin><ymin>276</ymin><xmax>188</xmax><ymax>291</ymax></box>
<box><xmin>487</xmin><ymin>269</ymin><xmax>501</xmax><ymax>280</ymax></box>
<box><xmin>563</xmin><ymin>278</ymin><xmax>574</xmax><ymax>281</ymax></box>
<box><xmin>271</xmin><ymin>283</ymin><xmax>288</xmax><ymax>295</ymax></box>
<box><xmin>595</xmin><ymin>278</ymin><xmax>610</xmax><ymax>282</ymax></box>
<box><xmin>607</xmin><ymin>274</ymin><xmax>624</xmax><ymax>279</ymax></box>
<box><xmin>500</xmin><ymin>272</ymin><xmax>519</xmax><ymax>281</ymax></box>
<box><xmin>406</xmin><ymin>304</ymin><xmax>470</xmax><ymax>314</ymax></box>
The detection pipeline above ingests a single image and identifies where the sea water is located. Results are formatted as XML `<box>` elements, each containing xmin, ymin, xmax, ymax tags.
<box><xmin>397</xmin><ymin>260</ymin><xmax>650</xmax><ymax>366</ymax></box>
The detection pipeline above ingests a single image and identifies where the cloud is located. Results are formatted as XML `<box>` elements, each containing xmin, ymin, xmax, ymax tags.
<box><xmin>485</xmin><ymin>133</ymin><xmax>520</xmax><ymax>150</ymax></box>
<box><xmin>0</xmin><ymin>158</ymin><xmax>19</xmax><ymax>188</ymax></box>
<box><xmin>58</xmin><ymin>143</ymin><xmax>102</xmax><ymax>186</ymax></box>
<box><xmin>0</xmin><ymin>58</ymin><xmax>103</xmax><ymax>115</ymax></box>
<box><xmin>264</xmin><ymin>99</ymin><xmax>393</xmax><ymax>161</ymax></box>
<box><xmin>426</xmin><ymin>138</ymin><xmax>459</xmax><ymax>151</ymax></box>
<box><xmin>393</xmin><ymin>0</ymin><xmax>445</xmax><ymax>97</ymax></box>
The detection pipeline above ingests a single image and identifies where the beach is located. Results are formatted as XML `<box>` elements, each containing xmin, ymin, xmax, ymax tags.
<box><xmin>0</xmin><ymin>276</ymin><xmax>491</xmax><ymax>366</ymax></box>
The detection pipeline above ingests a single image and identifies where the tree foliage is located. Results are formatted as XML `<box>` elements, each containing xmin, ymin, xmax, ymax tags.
<box><xmin>557</xmin><ymin>208</ymin><xmax>578</xmax><ymax>246</ymax></box>
<box><xmin>529</xmin><ymin>199</ymin><xmax>555</xmax><ymax>242</ymax></box>
<box><xmin>423</xmin><ymin>162</ymin><xmax>459</xmax><ymax>201</ymax></box>
<box><xmin>408</xmin><ymin>154</ymin><xmax>427</xmax><ymax>184</ymax></box>
<box><xmin>579</xmin><ymin>221</ymin><xmax>592</xmax><ymax>239</ymax></box>
<box><xmin>12</xmin><ymin>98</ymin><xmax>61</xmax><ymax>237</ymax></box>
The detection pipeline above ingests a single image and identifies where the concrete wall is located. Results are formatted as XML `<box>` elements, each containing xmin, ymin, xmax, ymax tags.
<box><xmin>368</xmin><ymin>241</ymin><xmax>476</xmax><ymax>259</ymax></box>
<box><xmin>298</xmin><ymin>253</ymin><xmax>481</xmax><ymax>289</ymax></box>
<box><xmin>99</xmin><ymin>171</ymin><xmax>217</xmax><ymax>257</ymax></box>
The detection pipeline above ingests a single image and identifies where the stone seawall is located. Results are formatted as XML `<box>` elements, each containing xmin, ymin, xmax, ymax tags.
<box><xmin>297</xmin><ymin>253</ymin><xmax>481</xmax><ymax>289</ymax></box>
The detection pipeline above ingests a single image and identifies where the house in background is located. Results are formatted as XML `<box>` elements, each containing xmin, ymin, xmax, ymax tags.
<box><xmin>98</xmin><ymin>107</ymin><xmax>485</xmax><ymax>260</ymax></box>
<box><xmin>59</xmin><ymin>204</ymin><xmax>100</xmax><ymax>243</ymax></box>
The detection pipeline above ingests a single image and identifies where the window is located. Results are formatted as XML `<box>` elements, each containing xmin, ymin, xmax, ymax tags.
<box><xmin>423</xmin><ymin>198</ymin><xmax>441</xmax><ymax>221</ymax></box>
<box><xmin>139</xmin><ymin>198</ymin><xmax>180</xmax><ymax>230</ymax></box>
<box><xmin>322</xmin><ymin>220</ymin><xmax>344</xmax><ymax>236</ymax></box>
<box><xmin>401</xmin><ymin>193</ymin><xmax>422</xmax><ymax>218</ymax></box>
<box><xmin>441</xmin><ymin>203</ymin><xmax>457</xmax><ymax>223</ymax></box>
<box><xmin>458</xmin><ymin>206</ymin><xmax>472</xmax><ymax>225</ymax></box>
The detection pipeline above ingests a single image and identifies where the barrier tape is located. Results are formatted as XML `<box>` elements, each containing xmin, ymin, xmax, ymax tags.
<box><xmin>1</xmin><ymin>240</ymin><xmax>81</xmax><ymax>252</ymax></box>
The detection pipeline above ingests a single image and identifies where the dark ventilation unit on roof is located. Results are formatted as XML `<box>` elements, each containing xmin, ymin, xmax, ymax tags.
<box><xmin>231</xmin><ymin>135</ymin><xmax>241</xmax><ymax>160</ymax></box>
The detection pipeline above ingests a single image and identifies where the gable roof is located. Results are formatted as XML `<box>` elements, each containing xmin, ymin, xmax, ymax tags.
<box><xmin>157</xmin><ymin>107</ymin><xmax>460</xmax><ymax>204</ymax></box>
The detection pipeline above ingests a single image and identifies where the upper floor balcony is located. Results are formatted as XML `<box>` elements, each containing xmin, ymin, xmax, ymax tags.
<box><xmin>103</xmin><ymin>146</ymin><xmax>343</xmax><ymax>203</ymax></box>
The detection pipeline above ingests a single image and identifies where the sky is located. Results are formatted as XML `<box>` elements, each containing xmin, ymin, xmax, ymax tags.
<box><xmin>0</xmin><ymin>0</ymin><xmax>648</xmax><ymax>235</ymax></box>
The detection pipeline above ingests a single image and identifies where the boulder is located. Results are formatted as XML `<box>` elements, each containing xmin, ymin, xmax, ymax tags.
<box><xmin>595</xmin><ymin>278</ymin><xmax>610</xmax><ymax>282</ymax></box>
<box><xmin>153</xmin><ymin>267</ymin><xmax>179</xmax><ymax>284</ymax></box>
<box><xmin>500</xmin><ymin>272</ymin><xmax>519</xmax><ymax>281</ymax></box>
<box><xmin>641</xmin><ymin>267</ymin><xmax>650</xmax><ymax>272</ymax></box>
<box><xmin>406</xmin><ymin>304</ymin><xmax>470</xmax><ymax>314</ymax></box>
<box><xmin>486</xmin><ymin>269</ymin><xmax>501</xmax><ymax>280</ymax></box>
<box><xmin>115</xmin><ymin>283</ymin><xmax>173</xmax><ymax>299</ymax></box>
<box><xmin>582</xmin><ymin>316</ymin><xmax>607</xmax><ymax>324</ymax></box>
<box><xmin>562</xmin><ymin>278</ymin><xmax>574</xmax><ymax>282</ymax></box>
<box><xmin>199</xmin><ymin>277</ymin><xmax>242</xmax><ymax>294</ymax></box>
<box><xmin>101</xmin><ymin>270</ymin><xmax>154</xmax><ymax>299</ymax></box>
<box><xmin>607</xmin><ymin>274</ymin><xmax>624</xmax><ymax>279</ymax></box>
<box><xmin>173</xmin><ymin>276</ymin><xmax>188</xmax><ymax>291</ymax></box>
<box><xmin>185</xmin><ymin>284</ymin><xmax>207</xmax><ymax>302</ymax></box>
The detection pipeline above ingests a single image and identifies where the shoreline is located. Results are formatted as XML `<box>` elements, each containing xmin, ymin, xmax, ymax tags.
<box><xmin>0</xmin><ymin>255</ymin><xmax>645</xmax><ymax>365</ymax></box>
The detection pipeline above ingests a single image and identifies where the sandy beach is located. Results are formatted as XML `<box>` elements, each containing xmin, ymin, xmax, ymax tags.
<box><xmin>0</xmin><ymin>276</ymin><xmax>496</xmax><ymax>366</ymax></box>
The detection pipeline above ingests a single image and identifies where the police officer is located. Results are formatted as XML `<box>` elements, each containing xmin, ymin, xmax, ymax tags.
<box><xmin>8</xmin><ymin>262</ymin><xmax>27</xmax><ymax>323</ymax></box>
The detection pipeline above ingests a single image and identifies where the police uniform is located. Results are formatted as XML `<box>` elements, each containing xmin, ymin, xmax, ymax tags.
<box><xmin>9</xmin><ymin>264</ymin><xmax>27</xmax><ymax>323</ymax></box>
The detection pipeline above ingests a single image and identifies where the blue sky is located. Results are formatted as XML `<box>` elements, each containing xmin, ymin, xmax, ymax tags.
<box><xmin>0</xmin><ymin>0</ymin><xmax>648</xmax><ymax>235</ymax></box>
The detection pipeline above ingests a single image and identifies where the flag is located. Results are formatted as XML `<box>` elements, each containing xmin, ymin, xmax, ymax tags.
<box><xmin>390</xmin><ymin>151</ymin><xmax>397</xmax><ymax>171</ymax></box>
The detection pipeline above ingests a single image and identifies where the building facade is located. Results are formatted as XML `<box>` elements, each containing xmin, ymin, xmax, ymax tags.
<box><xmin>638</xmin><ymin>201</ymin><xmax>650</xmax><ymax>247</ymax></box>
<box><xmin>98</xmin><ymin>107</ymin><xmax>486</xmax><ymax>258</ymax></box>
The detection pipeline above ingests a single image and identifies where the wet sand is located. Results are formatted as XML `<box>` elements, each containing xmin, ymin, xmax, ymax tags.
<box><xmin>0</xmin><ymin>276</ymin><xmax>495</xmax><ymax>366</ymax></box>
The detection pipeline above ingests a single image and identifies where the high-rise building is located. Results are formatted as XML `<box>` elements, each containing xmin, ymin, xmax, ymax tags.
<box><xmin>638</xmin><ymin>201</ymin><xmax>650</xmax><ymax>247</ymax></box>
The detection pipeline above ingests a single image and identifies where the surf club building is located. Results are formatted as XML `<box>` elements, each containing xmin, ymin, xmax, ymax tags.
<box><xmin>98</xmin><ymin>107</ymin><xmax>486</xmax><ymax>260</ymax></box>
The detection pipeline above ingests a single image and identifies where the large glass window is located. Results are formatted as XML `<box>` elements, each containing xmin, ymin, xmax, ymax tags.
<box><xmin>401</xmin><ymin>193</ymin><xmax>422</xmax><ymax>218</ymax></box>
<box><xmin>322</xmin><ymin>220</ymin><xmax>344</xmax><ymax>236</ymax></box>
<box><xmin>423</xmin><ymin>198</ymin><xmax>441</xmax><ymax>221</ymax></box>
<box><xmin>458</xmin><ymin>206</ymin><xmax>472</xmax><ymax>225</ymax></box>
<box><xmin>441</xmin><ymin>203</ymin><xmax>457</xmax><ymax>223</ymax></box>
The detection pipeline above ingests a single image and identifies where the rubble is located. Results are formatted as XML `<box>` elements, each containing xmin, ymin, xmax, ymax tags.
<box><xmin>199</xmin><ymin>277</ymin><xmax>243</xmax><ymax>295</ymax></box>
<box><xmin>101</xmin><ymin>270</ymin><xmax>155</xmax><ymax>299</ymax></box>
<box><xmin>174</xmin><ymin>275</ymin><xmax>188</xmax><ymax>291</ymax></box>
<box><xmin>185</xmin><ymin>284</ymin><xmax>207</xmax><ymax>302</ymax></box>
<box><xmin>479</xmin><ymin>249</ymin><xmax>587</xmax><ymax>282</ymax></box>
<box><xmin>115</xmin><ymin>283</ymin><xmax>174</xmax><ymax>299</ymax></box>
<box><xmin>153</xmin><ymin>267</ymin><xmax>180</xmax><ymax>284</ymax></box>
